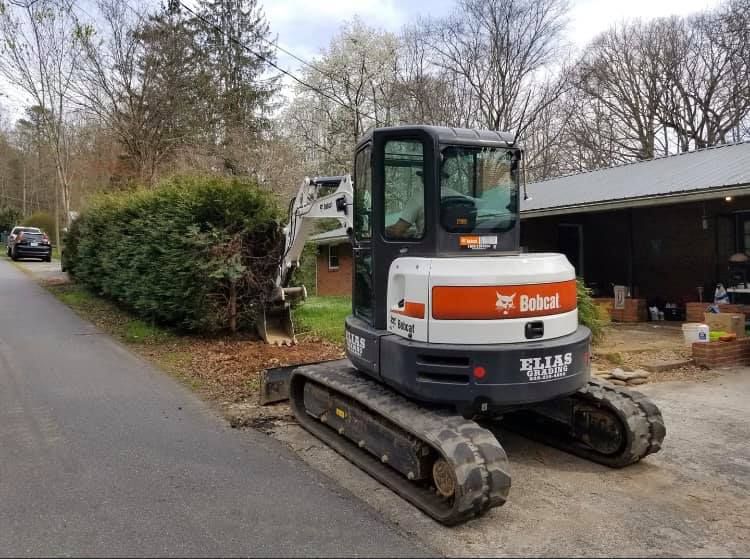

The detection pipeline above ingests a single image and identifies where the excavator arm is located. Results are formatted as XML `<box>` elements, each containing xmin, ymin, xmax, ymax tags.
<box><xmin>257</xmin><ymin>175</ymin><xmax>354</xmax><ymax>345</ymax></box>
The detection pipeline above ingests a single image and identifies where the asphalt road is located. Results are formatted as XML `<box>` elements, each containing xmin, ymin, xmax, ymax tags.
<box><xmin>0</xmin><ymin>259</ymin><xmax>428</xmax><ymax>557</ymax></box>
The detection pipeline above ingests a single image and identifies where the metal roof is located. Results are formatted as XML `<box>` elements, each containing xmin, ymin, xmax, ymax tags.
<box><xmin>521</xmin><ymin>141</ymin><xmax>750</xmax><ymax>217</ymax></box>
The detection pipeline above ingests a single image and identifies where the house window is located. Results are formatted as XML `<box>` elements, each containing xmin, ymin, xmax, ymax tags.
<box><xmin>328</xmin><ymin>244</ymin><xmax>339</xmax><ymax>270</ymax></box>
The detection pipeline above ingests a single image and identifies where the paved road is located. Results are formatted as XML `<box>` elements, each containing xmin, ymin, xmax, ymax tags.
<box><xmin>0</xmin><ymin>259</ymin><xmax>428</xmax><ymax>557</ymax></box>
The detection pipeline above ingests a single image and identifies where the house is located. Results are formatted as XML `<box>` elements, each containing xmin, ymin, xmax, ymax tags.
<box><xmin>310</xmin><ymin>227</ymin><xmax>352</xmax><ymax>296</ymax></box>
<box><xmin>311</xmin><ymin>141</ymin><xmax>750</xmax><ymax>318</ymax></box>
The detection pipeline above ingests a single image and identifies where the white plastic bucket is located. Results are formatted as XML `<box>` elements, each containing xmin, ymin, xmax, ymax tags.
<box><xmin>682</xmin><ymin>323</ymin><xmax>709</xmax><ymax>346</ymax></box>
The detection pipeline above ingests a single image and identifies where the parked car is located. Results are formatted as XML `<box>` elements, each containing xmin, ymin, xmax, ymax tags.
<box><xmin>6</xmin><ymin>226</ymin><xmax>41</xmax><ymax>257</ymax></box>
<box><xmin>7</xmin><ymin>227</ymin><xmax>52</xmax><ymax>262</ymax></box>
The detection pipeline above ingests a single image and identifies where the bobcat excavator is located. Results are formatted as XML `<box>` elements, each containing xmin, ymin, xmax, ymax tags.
<box><xmin>257</xmin><ymin>125</ymin><xmax>666</xmax><ymax>525</ymax></box>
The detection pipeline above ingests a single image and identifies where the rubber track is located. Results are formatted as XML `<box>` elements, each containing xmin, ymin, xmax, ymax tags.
<box><xmin>289</xmin><ymin>362</ymin><xmax>511</xmax><ymax>525</ymax></box>
<box><xmin>503</xmin><ymin>378</ymin><xmax>666</xmax><ymax>468</ymax></box>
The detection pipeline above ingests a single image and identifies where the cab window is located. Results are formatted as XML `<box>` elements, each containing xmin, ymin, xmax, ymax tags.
<box><xmin>383</xmin><ymin>139</ymin><xmax>426</xmax><ymax>240</ymax></box>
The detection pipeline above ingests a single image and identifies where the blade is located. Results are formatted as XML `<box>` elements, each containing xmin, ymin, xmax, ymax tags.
<box><xmin>259</xmin><ymin>359</ymin><xmax>348</xmax><ymax>405</ymax></box>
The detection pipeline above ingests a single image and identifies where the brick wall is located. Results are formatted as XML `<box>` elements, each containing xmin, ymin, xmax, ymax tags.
<box><xmin>593</xmin><ymin>297</ymin><xmax>648</xmax><ymax>322</ymax></box>
<box><xmin>685</xmin><ymin>302</ymin><xmax>750</xmax><ymax>323</ymax></box>
<box><xmin>692</xmin><ymin>338</ymin><xmax>750</xmax><ymax>368</ymax></box>
<box><xmin>316</xmin><ymin>243</ymin><xmax>353</xmax><ymax>296</ymax></box>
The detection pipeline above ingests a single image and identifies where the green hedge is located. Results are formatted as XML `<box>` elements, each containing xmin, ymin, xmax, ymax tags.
<box><xmin>65</xmin><ymin>175</ymin><xmax>283</xmax><ymax>332</ymax></box>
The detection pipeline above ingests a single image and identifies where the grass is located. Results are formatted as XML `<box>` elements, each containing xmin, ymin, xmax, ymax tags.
<box><xmin>294</xmin><ymin>295</ymin><xmax>351</xmax><ymax>344</ymax></box>
<box><xmin>48</xmin><ymin>283</ymin><xmax>174</xmax><ymax>345</ymax></box>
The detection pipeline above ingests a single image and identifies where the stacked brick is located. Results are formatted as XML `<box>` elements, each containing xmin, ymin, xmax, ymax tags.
<box><xmin>692</xmin><ymin>338</ymin><xmax>750</xmax><ymax>368</ymax></box>
<box><xmin>685</xmin><ymin>302</ymin><xmax>750</xmax><ymax>323</ymax></box>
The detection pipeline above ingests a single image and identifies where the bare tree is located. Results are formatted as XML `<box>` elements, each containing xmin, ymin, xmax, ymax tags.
<box><xmin>424</xmin><ymin>0</ymin><xmax>570</xmax><ymax>137</ymax></box>
<box><xmin>575</xmin><ymin>21</ymin><xmax>669</xmax><ymax>161</ymax></box>
<box><xmin>0</xmin><ymin>0</ymin><xmax>82</xmax><ymax>241</ymax></box>
<box><xmin>659</xmin><ymin>6</ymin><xmax>750</xmax><ymax>151</ymax></box>
<box><xmin>76</xmin><ymin>0</ymin><xmax>215</xmax><ymax>186</ymax></box>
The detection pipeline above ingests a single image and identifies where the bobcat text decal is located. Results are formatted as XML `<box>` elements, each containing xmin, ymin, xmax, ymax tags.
<box><xmin>433</xmin><ymin>280</ymin><xmax>577</xmax><ymax>320</ymax></box>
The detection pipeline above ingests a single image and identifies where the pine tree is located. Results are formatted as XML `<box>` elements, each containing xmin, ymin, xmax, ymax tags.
<box><xmin>194</xmin><ymin>0</ymin><xmax>277</xmax><ymax>149</ymax></box>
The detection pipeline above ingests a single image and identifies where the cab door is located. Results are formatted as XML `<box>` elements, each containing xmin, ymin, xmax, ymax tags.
<box><xmin>352</xmin><ymin>144</ymin><xmax>374</xmax><ymax>323</ymax></box>
<box><xmin>371</xmin><ymin>128</ymin><xmax>437</xmax><ymax>330</ymax></box>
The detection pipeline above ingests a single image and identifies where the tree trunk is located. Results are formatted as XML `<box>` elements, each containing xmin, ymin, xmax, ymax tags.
<box><xmin>228</xmin><ymin>281</ymin><xmax>237</xmax><ymax>332</ymax></box>
<box><xmin>54</xmin><ymin>176</ymin><xmax>60</xmax><ymax>254</ymax></box>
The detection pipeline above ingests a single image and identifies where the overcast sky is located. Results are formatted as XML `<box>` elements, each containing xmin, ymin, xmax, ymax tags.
<box><xmin>267</xmin><ymin>0</ymin><xmax>722</xmax><ymax>81</ymax></box>
<box><xmin>0</xmin><ymin>0</ymin><xmax>724</xmax><ymax>121</ymax></box>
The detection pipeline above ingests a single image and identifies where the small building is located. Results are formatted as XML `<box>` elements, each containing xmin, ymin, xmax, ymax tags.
<box><xmin>310</xmin><ymin>228</ymin><xmax>352</xmax><ymax>296</ymax></box>
<box><xmin>310</xmin><ymin>141</ymin><xmax>750</xmax><ymax>319</ymax></box>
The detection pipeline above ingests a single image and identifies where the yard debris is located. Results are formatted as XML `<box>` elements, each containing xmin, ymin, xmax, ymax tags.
<box><xmin>610</xmin><ymin>368</ymin><xmax>650</xmax><ymax>381</ymax></box>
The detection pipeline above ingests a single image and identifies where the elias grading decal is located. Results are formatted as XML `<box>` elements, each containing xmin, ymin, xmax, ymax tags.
<box><xmin>520</xmin><ymin>352</ymin><xmax>573</xmax><ymax>381</ymax></box>
<box><xmin>346</xmin><ymin>331</ymin><xmax>366</xmax><ymax>357</ymax></box>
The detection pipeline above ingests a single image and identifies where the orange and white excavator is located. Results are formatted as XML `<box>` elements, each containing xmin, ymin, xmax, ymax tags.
<box><xmin>258</xmin><ymin>125</ymin><xmax>665</xmax><ymax>525</ymax></box>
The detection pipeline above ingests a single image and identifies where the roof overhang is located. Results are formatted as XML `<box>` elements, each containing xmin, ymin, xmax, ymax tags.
<box><xmin>312</xmin><ymin>235</ymin><xmax>348</xmax><ymax>246</ymax></box>
<box><xmin>521</xmin><ymin>183</ymin><xmax>750</xmax><ymax>219</ymax></box>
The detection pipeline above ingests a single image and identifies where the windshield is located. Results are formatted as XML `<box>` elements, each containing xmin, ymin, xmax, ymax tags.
<box><xmin>439</xmin><ymin>145</ymin><xmax>519</xmax><ymax>233</ymax></box>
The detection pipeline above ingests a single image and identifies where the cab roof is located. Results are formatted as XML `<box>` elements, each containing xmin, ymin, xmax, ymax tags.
<box><xmin>356</xmin><ymin>125</ymin><xmax>518</xmax><ymax>150</ymax></box>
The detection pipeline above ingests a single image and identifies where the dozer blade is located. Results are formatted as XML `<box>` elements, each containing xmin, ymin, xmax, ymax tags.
<box><xmin>259</xmin><ymin>359</ymin><xmax>341</xmax><ymax>405</ymax></box>
<box><xmin>257</xmin><ymin>305</ymin><xmax>296</xmax><ymax>346</ymax></box>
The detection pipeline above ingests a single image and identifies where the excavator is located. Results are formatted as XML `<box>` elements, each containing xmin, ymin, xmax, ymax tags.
<box><xmin>257</xmin><ymin>125</ymin><xmax>666</xmax><ymax>525</ymax></box>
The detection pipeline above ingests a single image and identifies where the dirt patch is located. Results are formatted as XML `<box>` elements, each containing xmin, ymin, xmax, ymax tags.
<box><xmin>592</xmin><ymin>323</ymin><xmax>715</xmax><ymax>384</ymax></box>
<box><xmin>137</xmin><ymin>334</ymin><xmax>343</xmax><ymax>404</ymax></box>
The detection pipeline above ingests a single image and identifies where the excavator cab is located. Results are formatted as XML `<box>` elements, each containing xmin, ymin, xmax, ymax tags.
<box><xmin>351</xmin><ymin>126</ymin><xmax>522</xmax><ymax>330</ymax></box>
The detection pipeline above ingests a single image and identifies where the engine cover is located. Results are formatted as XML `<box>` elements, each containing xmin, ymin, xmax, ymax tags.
<box><xmin>386</xmin><ymin>253</ymin><xmax>578</xmax><ymax>345</ymax></box>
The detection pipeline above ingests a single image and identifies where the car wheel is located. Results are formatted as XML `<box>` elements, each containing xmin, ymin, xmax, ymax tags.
<box><xmin>44</xmin><ymin>256</ymin><xmax>51</xmax><ymax>263</ymax></box>
<box><xmin>11</xmin><ymin>249</ymin><xmax>18</xmax><ymax>261</ymax></box>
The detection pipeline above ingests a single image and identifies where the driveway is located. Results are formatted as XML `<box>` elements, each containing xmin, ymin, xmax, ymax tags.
<box><xmin>0</xmin><ymin>259</ymin><xmax>429</xmax><ymax>557</ymax></box>
<box><xmin>271</xmin><ymin>354</ymin><xmax>750</xmax><ymax>556</ymax></box>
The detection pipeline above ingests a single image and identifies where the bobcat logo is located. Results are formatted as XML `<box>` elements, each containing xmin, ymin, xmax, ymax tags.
<box><xmin>496</xmin><ymin>292</ymin><xmax>516</xmax><ymax>315</ymax></box>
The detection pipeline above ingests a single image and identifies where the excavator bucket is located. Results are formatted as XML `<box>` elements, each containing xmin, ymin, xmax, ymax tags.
<box><xmin>256</xmin><ymin>304</ymin><xmax>296</xmax><ymax>346</ymax></box>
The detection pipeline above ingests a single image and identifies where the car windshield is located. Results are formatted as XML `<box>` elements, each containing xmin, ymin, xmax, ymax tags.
<box><xmin>439</xmin><ymin>145</ymin><xmax>519</xmax><ymax>233</ymax></box>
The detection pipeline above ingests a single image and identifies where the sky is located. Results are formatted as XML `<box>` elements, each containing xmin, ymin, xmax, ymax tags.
<box><xmin>267</xmin><ymin>0</ymin><xmax>723</xmax><ymax>84</ymax></box>
<box><xmin>0</xmin><ymin>0</ymin><xmax>725</xmax><ymax>121</ymax></box>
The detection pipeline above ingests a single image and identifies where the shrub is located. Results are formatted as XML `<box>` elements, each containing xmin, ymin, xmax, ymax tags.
<box><xmin>66</xmin><ymin>175</ymin><xmax>283</xmax><ymax>332</ymax></box>
<box><xmin>23</xmin><ymin>211</ymin><xmax>59</xmax><ymax>244</ymax></box>
<box><xmin>577</xmin><ymin>278</ymin><xmax>608</xmax><ymax>343</ymax></box>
